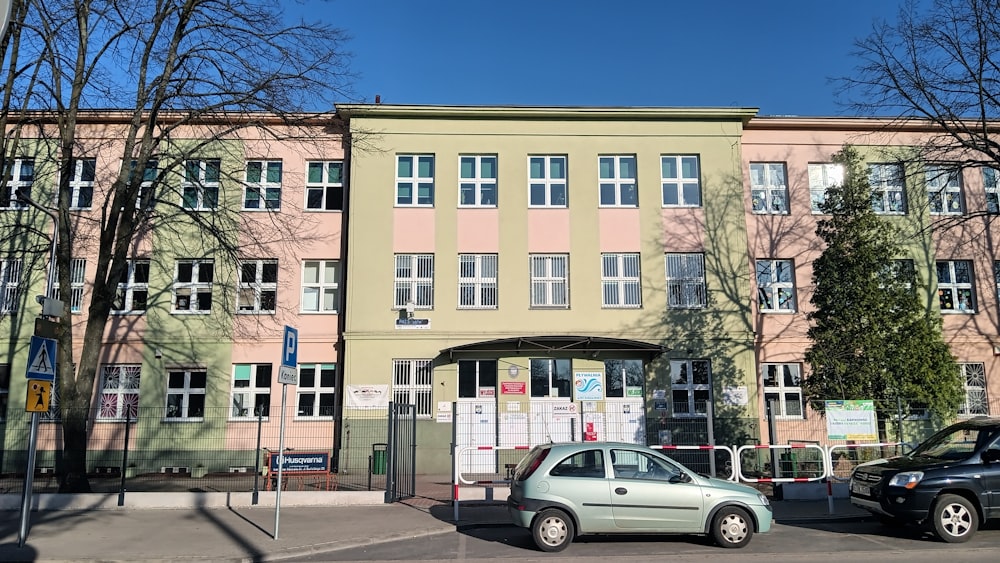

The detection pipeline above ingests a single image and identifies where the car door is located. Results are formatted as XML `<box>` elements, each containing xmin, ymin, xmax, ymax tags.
<box><xmin>982</xmin><ymin>433</ymin><xmax>1000</xmax><ymax>517</ymax></box>
<box><xmin>608</xmin><ymin>448</ymin><xmax>704</xmax><ymax>532</ymax></box>
<box><xmin>543</xmin><ymin>448</ymin><xmax>616</xmax><ymax>533</ymax></box>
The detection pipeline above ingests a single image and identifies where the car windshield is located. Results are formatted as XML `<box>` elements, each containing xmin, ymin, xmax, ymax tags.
<box><xmin>910</xmin><ymin>425</ymin><xmax>992</xmax><ymax>460</ymax></box>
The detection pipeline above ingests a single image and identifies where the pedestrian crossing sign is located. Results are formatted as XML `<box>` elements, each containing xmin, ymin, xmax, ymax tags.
<box><xmin>26</xmin><ymin>380</ymin><xmax>51</xmax><ymax>412</ymax></box>
<box><xmin>26</xmin><ymin>336</ymin><xmax>56</xmax><ymax>382</ymax></box>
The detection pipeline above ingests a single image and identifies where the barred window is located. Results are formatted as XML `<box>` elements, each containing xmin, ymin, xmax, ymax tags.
<box><xmin>49</xmin><ymin>258</ymin><xmax>86</xmax><ymax>313</ymax></box>
<box><xmin>458</xmin><ymin>254</ymin><xmax>497</xmax><ymax>309</ymax></box>
<box><xmin>97</xmin><ymin>364</ymin><xmax>141</xmax><ymax>421</ymax></box>
<box><xmin>530</xmin><ymin>254</ymin><xmax>569</xmax><ymax>308</ymax></box>
<box><xmin>393</xmin><ymin>359</ymin><xmax>433</xmax><ymax>417</ymax></box>
<box><xmin>602</xmin><ymin>253</ymin><xmax>641</xmax><ymax>308</ymax></box>
<box><xmin>394</xmin><ymin>254</ymin><xmax>434</xmax><ymax>309</ymax></box>
<box><xmin>958</xmin><ymin>363</ymin><xmax>987</xmax><ymax>416</ymax></box>
<box><xmin>665</xmin><ymin>253</ymin><xmax>705</xmax><ymax>309</ymax></box>
<box><xmin>0</xmin><ymin>258</ymin><xmax>22</xmax><ymax>314</ymax></box>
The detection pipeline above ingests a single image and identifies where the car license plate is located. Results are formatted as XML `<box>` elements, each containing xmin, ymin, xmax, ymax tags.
<box><xmin>851</xmin><ymin>481</ymin><xmax>870</xmax><ymax>496</ymax></box>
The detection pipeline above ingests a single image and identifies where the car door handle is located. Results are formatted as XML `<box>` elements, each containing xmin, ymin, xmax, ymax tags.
<box><xmin>615</xmin><ymin>487</ymin><xmax>628</xmax><ymax>495</ymax></box>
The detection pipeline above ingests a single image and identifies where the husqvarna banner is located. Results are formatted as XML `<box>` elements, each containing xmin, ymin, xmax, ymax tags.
<box><xmin>573</xmin><ymin>372</ymin><xmax>604</xmax><ymax>401</ymax></box>
<box><xmin>825</xmin><ymin>400</ymin><xmax>878</xmax><ymax>440</ymax></box>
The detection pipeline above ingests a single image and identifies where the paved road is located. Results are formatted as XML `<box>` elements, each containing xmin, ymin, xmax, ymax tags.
<box><xmin>289</xmin><ymin>519</ymin><xmax>1000</xmax><ymax>562</ymax></box>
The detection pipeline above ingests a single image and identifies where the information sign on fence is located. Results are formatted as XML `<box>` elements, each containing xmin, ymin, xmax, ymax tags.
<box><xmin>825</xmin><ymin>400</ymin><xmax>878</xmax><ymax>440</ymax></box>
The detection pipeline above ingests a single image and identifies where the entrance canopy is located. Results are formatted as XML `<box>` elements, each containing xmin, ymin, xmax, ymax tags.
<box><xmin>440</xmin><ymin>335</ymin><xmax>666</xmax><ymax>361</ymax></box>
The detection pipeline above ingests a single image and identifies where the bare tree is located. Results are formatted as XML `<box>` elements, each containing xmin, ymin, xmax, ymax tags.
<box><xmin>0</xmin><ymin>0</ymin><xmax>352</xmax><ymax>492</ymax></box>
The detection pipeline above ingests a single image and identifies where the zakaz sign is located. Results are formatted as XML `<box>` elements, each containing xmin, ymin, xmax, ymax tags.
<box><xmin>269</xmin><ymin>452</ymin><xmax>330</xmax><ymax>473</ymax></box>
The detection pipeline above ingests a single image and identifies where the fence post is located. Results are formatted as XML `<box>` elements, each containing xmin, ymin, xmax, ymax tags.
<box><xmin>706</xmin><ymin>401</ymin><xmax>717</xmax><ymax>477</ymax></box>
<box><xmin>766</xmin><ymin>399</ymin><xmax>782</xmax><ymax>499</ymax></box>
<box><xmin>117</xmin><ymin>411</ymin><xmax>133</xmax><ymax>507</ymax></box>
<box><xmin>384</xmin><ymin>403</ymin><xmax>397</xmax><ymax>504</ymax></box>
<box><xmin>895</xmin><ymin>395</ymin><xmax>904</xmax><ymax>444</ymax></box>
<box><xmin>252</xmin><ymin>408</ymin><xmax>263</xmax><ymax>505</ymax></box>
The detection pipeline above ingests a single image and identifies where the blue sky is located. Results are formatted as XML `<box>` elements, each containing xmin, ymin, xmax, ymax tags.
<box><xmin>289</xmin><ymin>0</ymin><xmax>908</xmax><ymax>116</ymax></box>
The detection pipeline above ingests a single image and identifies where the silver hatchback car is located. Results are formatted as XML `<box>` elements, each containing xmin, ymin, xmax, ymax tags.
<box><xmin>507</xmin><ymin>442</ymin><xmax>772</xmax><ymax>551</ymax></box>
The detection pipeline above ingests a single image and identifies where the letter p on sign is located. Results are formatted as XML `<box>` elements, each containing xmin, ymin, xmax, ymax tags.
<box><xmin>278</xmin><ymin>326</ymin><xmax>299</xmax><ymax>385</ymax></box>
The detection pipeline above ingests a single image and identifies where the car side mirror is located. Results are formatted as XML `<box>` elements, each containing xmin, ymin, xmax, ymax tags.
<box><xmin>982</xmin><ymin>449</ymin><xmax>1000</xmax><ymax>464</ymax></box>
<box><xmin>670</xmin><ymin>472</ymin><xmax>691</xmax><ymax>484</ymax></box>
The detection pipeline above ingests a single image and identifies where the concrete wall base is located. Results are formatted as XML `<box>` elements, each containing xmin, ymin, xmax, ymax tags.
<box><xmin>0</xmin><ymin>490</ymin><xmax>386</xmax><ymax>511</ymax></box>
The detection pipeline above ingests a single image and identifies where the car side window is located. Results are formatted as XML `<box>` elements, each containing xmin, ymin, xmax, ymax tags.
<box><xmin>611</xmin><ymin>449</ymin><xmax>679</xmax><ymax>481</ymax></box>
<box><xmin>549</xmin><ymin>449</ymin><xmax>605</xmax><ymax>478</ymax></box>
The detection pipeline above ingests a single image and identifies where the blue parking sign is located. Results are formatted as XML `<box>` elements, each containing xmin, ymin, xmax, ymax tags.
<box><xmin>277</xmin><ymin>326</ymin><xmax>298</xmax><ymax>385</ymax></box>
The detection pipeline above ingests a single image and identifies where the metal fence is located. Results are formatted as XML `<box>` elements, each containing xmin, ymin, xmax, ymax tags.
<box><xmin>0</xmin><ymin>405</ymin><xmax>392</xmax><ymax>495</ymax></box>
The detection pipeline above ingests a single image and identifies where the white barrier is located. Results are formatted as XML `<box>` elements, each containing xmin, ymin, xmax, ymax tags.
<box><xmin>735</xmin><ymin>443</ymin><xmax>828</xmax><ymax>483</ymax></box>
<box><xmin>453</xmin><ymin>445</ymin><xmax>530</xmax><ymax>521</ymax></box>
<box><xmin>826</xmin><ymin>442</ymin><xmax>905</xmax><ymax>482</ymax></box>
<box><xmin>650</xmin><ymin>444</ymin><xmax>737</xmax><ymax>481</ymax></box>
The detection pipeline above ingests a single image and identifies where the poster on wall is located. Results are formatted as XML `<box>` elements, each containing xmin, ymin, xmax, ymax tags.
<box><xmin>345</xmin><ymin>384</ymin><xmax>390</xmax><ymax>409</ymax></box>
<box><xmin>582</xmin><ymin>412</ymin><xmax>605</xmax><ymax>442</ymax></box>
<box><xmin>825</xmin><ymin>400</ymin><xmax>878</xmax><ymax>440</ymax></box>
<box><xmin>573</xmin><ymin>372</ymin><xmax>604</xmax><ymax>401</ymax></box>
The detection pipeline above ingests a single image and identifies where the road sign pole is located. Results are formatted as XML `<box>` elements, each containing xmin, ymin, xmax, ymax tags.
<box><xmin>274</xmin><ymin>383</ymin><xmax>288</xmax><ymax>539</ymax></box>
<box><xmin>18</xmin><ymin>412</ymin><xmax>40</xmax><ymax>547</ymax></box>
<box><xmin>273</xmin><ymin>325</ymin><xmax>297</xmax><ymax>540</ymax></box>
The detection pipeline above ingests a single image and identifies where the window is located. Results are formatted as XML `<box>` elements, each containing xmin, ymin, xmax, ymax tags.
<box><xmin>305</xmin><ymin>161</ymin><xmax>344</xmax><ymax>211</ymax></box>
<box><xmin>165</xmin><ymin>369</ymin><xmax>207</xmax><ymax>420</ymax></box>
<box><xmin>69</xmin><ymin>158</ymin><xmax>96</xmax><ymax>209</ymax></box>
<box><xmin>183</xmin><ymin>159</ymin><xmax>220</xmax><ymax>210</ymax></box>
<box><xmin>392</xmin><ymin>359</ymin><xmax>433</xmax><ymax>417</ymax></box>
<box><xmin>0</xmin><ymin>258</ymin><xmax>21</xmax><ymax>314</ymax></box>
<box><xmin>396</xmin><ymin>155</ymin><xmax>435</xmax><ymax>206</ymax></box>
<box><xmin>528</xmin><ymin>155</ymin><xmax>567</xmax><ymax>207</ymax></box>
<box><xmin>599</xmin><ymin>155</ymin><xmax>638</xmax><ymax>207</ymax></box>
<box><xmin>50</xmin><ymin>258</ymin><xmax>86</xmax><ymax>313</ymax></box>
<box><xmin>670</xmin><ymin>359</ymin><xmax>711</xmax><ymax>416</ymax></box>
<box><xmin>0</xmin><ymin>364</ymin><xmax>8</xmax><ymax>423</ymax></box>
<box><xmin>550</xmin><ymin>449</ymin><xmax>606</xmax><ymax>479</ymax></box>
<box><xmin>244</xmin><ymin>160</ymin><xmax>282</xmax><ymax>210</ymax></box>
<box><xmin>661</xmin><ymin>155</ymin><xmax>700</xmax><ymax>207</ymax></box>
<box><xmin>605</xmin><ymin>359</ymin><xmax>643</xmax><ymax>398</ymax></box>
<box><xmin>530</xmin><ymin>358</ymin><xmax>571</xmax><ymax>398</ymax></box>
<box><xmin>301</xmin><ymin>260</ymin><xmax>339</xmax><ymax>313</ymax></box>
<box><xmin>530</xmin><ymin>254</ymin><xmax>569</xmax><ymax>308</ymax></box>
<box><xmin>995</xmin><ymin>261</ymin><xmax>1000</xmax><ymax>306</ymax></box>
<box><xmin>459</xmin><ymin>155</ymin><xmax>497</xmax><ymax>207</ymax></box>
<box><xmin>237</xmin><ymin>259</ymin><xmax>277</xmax><ymax>313</ymax></box>
<box><xmin>756</xmin><ymin>259</ymin><xmax>796</xmax><ymax>312</ymax></box>
<box><xmin>937</xmin><ymin>260</ymin><xmax>975</xmax><ymax>312</ymax></box>
<box><xmin>611</xmin><ymin>449</ymin><xmax>680</xmax><ymax>481</ymax></box>
<box><xmin>749</xmin><ymin>162</ymin><xmax>789</xmax><ymax>214</ymax></box>
<box><xmin>172</xmin><ymin>259</ymin><xmax>214</xmax><ymax>313</ymax></box>
<box><xmin>958</xmin><ymin>363</ymin><xmax>988</xmax><ymax>416</ymax></box>
<box><xmin>925</xmin><ymin>165</ymin><xmax>963</xmax><ymax>215</ymax></box>
<box><xmin>297</xmin><ymin>363</ymin><xmax>336</xmax><ymax>417</ymax></box>
<box><xmin>129</xmin><ymin>159</ymin><xmax>158</xmax><ymax>209</ymax></box>
<box><xmin>394</xmin><ymin>254</ymin><xmax>434</xmax><ymax>309</ymax></box>
<box><xmin>112</xmin><ymin>259</ymin><xmax>149</xmax><ymax>314</ymax></box>
<box><xmin>602</xmin><ymin>253</ymin><xmax>641</xmax><ymax>308</ymax></box>
<box><xmin>231</xmin><ymin>364</ymin><xmax>272</xmax><ymax>418</ymax></box>
<box><xmin>808</xmin><ymin>163</ymin><xmax>844</xmax><ymax>213</ymax></box>
<box><xmin>1</xmin><ymin>158</ymin><xmax>33</xmax><ymax>209</ymax></box>
<box><xmin>97</xmin><ymin>364</ymin><xmax>140</xmax><ymax>421</ymax></box>
<box><xmin>665</xmin><ymin>253</ymin><xmax>706</xmax><ymax>309</ymax></box>
<box><xmin>869</xmin><ymin>163</ymin><xmax>906</xmax><ymax>214</ymax></box>
<box><xmin>984</xmin><ymin>167</ymin><xmax>1000</xmax><ymax>214</ymax></box>
<box><xmin>458</xmin><ymin>254</ymin><xmax>497</xmax><ymax>309</ymax></box>
<box><xmin>762</xmin><ymin>363</ymin><xmax>803</xmax><ymax>418</ymax></box>
<box><xmin>458</xmin><ymin>359</ymin><xmax>497</xmax><ymax>399</ymax></box>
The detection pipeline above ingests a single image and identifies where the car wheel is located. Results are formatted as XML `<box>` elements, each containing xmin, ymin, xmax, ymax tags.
<box><xmin>931</xmin><ymin>494</ymin><xmax>978</xmax><ymax>543</ymax></box>
<box><xmin>711</xmin><ymin>506</ymin><xmax>754</xmax><ymax>548</ymax></box>
<box><xmin>532</xmin><ymin>508</ymin><xmax>575</xmax><ymax>552</ymax></box>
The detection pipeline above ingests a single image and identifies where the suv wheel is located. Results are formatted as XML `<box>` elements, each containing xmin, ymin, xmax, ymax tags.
<box><xmin>931</xmin><ymin>494</ymin><xmax>979</xmax><ymax>543</ymax></box>
<box><xmin>711</xmin><ymin>506</ymin><xmax>754</xmax><ymax>548</ymax></box>
<box><xmin>532</xmin><ymin>508</ymin><xmax>575</xmax><ymax>552</ymax></box>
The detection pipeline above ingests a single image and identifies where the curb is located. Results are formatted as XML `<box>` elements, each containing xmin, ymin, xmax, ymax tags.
<box><xmin>258</xmin><ymin>525</ymin><xmax>457</xmax><ymax>562</ymax></box>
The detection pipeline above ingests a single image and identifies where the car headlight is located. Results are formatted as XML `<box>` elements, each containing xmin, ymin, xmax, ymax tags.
<box><xmin>757</xmin><ymin>493</ymin><xmax>770</xmax><ymax>506</ymax></box>
<box><xmin>888</xmin><ymin>471</ymin><xmax>924</xmax><ymax>489</ymax></box>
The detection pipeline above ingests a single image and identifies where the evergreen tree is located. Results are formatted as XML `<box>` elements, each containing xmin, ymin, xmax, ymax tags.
<box><xmin>803</xmin><ymin>146</ymin><xmax>964</xmax><ymax>418</ymax></box>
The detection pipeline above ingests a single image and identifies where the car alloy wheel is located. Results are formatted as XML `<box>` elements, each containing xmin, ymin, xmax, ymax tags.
<box><xmin>711</xmin><ymin>506</ymin><xmax>754</xmax><ymax>548</ymax></box>
<box><xmin>532</xmin><ymin>508</ymin><xmax>574</xmax><ymax>552</ymax></box>
<box><xmin>931</xmin><ymin>494</ymin><xmax>978</xmax><ymax>543</ymax></box>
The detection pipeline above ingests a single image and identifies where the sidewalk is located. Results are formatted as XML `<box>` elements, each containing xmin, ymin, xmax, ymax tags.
<box><xmin>0</xmin><ymin>487</ymin><xmax>870</xmax><ymax>562</ymax></box>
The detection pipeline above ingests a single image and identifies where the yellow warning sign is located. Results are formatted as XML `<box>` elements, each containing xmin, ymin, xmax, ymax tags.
<box><xmin>26</xmin><ymin>380</ymin><xmax>51</xmax><ymax>412</ymax></box>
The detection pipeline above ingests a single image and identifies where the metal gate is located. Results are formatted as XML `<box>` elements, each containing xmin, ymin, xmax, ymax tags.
<box><xmin>384</xmin><ymin>402</ymin><xmax>417</xmax><ymax>503</ymax></box>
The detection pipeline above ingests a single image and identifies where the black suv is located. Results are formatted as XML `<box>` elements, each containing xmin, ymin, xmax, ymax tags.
<box><xmin>850</xmin><ymin>418</ymin><xmax>1000</xmax><ymax>542</ymax></box>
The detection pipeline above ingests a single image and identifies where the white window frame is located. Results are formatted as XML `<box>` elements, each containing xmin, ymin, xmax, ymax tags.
<box><xmin>0</xmin><ymin>258</ymin><xmax>22</xmax><ymax>314</ymax></box>
<box><xmin>243</xmin><ymin>159</ymin><xmax>282</xmax><ymax>210</ymax></box>
<box><xmin>458</xmin><ymin>359</ymin><xmax>498</xmax><ymax>399</ymax></box>
<box><xmin>749</xmin><ymin>162</ymin><xmax>789</xmax><ymax>214</ymax></box>
<box><xmin>2</xmin><ymin>158</ymin><xmax>33</xmax><ymax>209</ymax></box>
<box><xmin>958</xmin><ymin>362</ymin><xmax>988</xmax><ymax>416</ymax></box>
<box><xmin>129</xmin><ymin>159</ymin><xmax>158</xmax><ymax>209</ymax></box>
<box><xmin>604</xmin><ymin>358</ymin><xmax>644</xmax><ymax>398</ymax></box>
<box><xmin>394</xmin><ymin>254</ymin><xmax>434</xmax><ymax>309</ymax></box>
<box><xmin>305</xmin><ymin>160</ymin><xmax>344</xmax><ymax>211</ymax></box>
<box><xmin>458</xmin><ymin>155</ymin><xmax>498</xmax><ymax>207</ymax></box>
<box><xmin>392</xmin><ymin>359</ymin><xmax>433</xmax><ymax>418</ymax></box>
<box><xmin>756</xmin><ymin>259</ymin><xmax>796</xmax><ymax>312</ymax></box>
<box><xmin>660</xmin><ymin>155</ymin><xmax>701</xmax><ymax>207</ymax></box>
<box><xmin>50</xmin><ymin>258</ymin><xmax>86</xmax><ymax>313</ymax></box>
<box><xmin>670</xmin><ymin>359</ymin><xmax>711</xmax><ymax>417</ymax></box>
<box><xmin>808</xmin><ymin>162</ymin><xmax>844</xmax><ymax>213</ymax></box>
<box><xmin>458</xmin><ymin>254</ymin><xmax>498</xmax><ymax>309</ymax></box>
<box><xmin>182</xmin><ymin>159</ymin><xmax>220</xmax><ymax>210</ymax></box>
<box><xmin>762</xmin><ymin>363</ymin><xmax>804</xmax><ymax>419</ymax></box>
<box><xmin>530</xmin><ymin>358</ymin><xmax>572</xmax><ymax>398</ymax></box>
<box><xmin>530</xmin><ymin>254</ymin><xmax>569</xmax><ymax>308</ymax></box>
<box><xmin>598</xmin><ymin>155</ymin><xmax>638</xmax><ymax>207</ymax></box>
<box><xmin>172</xmin><ymin>259</ymin><xmax>214</xmax><ymax>314</ymax></box>
<box><xmin>301</xmin><ymin>259</ymin><xmax>339</xmax><ymax>313</ymax></box>
<box><xmin>237</xmin><ymin>259</ymin><xmax>278</xmax><ymax>314</ymax></box>
<box><xmin>112</xmin><ymin>259</ymin><xmax>150</xmax><ymax>314</ymax></box>
<box><xmin>69</xmin><ymin>158</ymin><xmax>96</xmax><ymax>209</ymax></box>
<box><xmin>96</xmin><ymin>364</ymin><xmax>141</xmax><ymax>421</ymax></box>
<box><xmin>665</xmin><ymin>253</ymin><xmax>706</xmax><ymax>309</ymax></box>
<box><xmin>296</xmin><ymin>363</ymin><xmax>336</xmax><ymax>417</ymax></box>
<box><xmin>230</xmin><ymin>363</ymin><xmax>272</xmax><ymax>419</ymax></box>
<box><xmin>165</xmin><ymin>369</ymin><xmax>207</xmax><ymax>421</ymax></box>
<box><xmin>396</xmin><ymin>154</ymin><xmax>435</xmax><ymax>207</ymax></box>
<box><xmin>528</xmin><ymin>155</ymin><xmax>568</xmax><ymax>208</ymax></box>
<box><xmin>925</xmin><ymin>164</ymin><xmax>964</xmax><ymax>215</ymax></box>
<box><xmin>984</xmin><ymin>167</ymin><xmax>1000</xmax><ymax>214</ymax></box>
<box><xmin>601</xmin><ymin>253</ymin><xmax>641</xmax><ymax>308</ymax></box>
<box><xmin>937</xmin><ymin>259</ymin><xmax>976</xmax><ymax>313</ymax></box>
<box><xmin>869</xmin><ymin>163</ymin><xmax>906</xmax><ymax>214</ymax></box>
